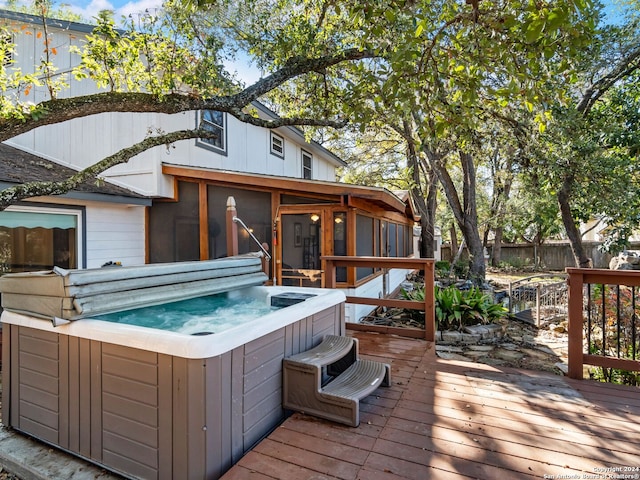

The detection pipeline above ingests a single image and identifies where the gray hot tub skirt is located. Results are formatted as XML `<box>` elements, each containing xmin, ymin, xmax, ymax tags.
<box><xmin>0</xmin><ymin>254</ymin><xmax>268</xmax><ymax>320</ymax></box>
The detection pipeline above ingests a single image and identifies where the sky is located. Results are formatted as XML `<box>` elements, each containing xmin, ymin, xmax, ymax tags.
<box><xmin>0</xmin><ymin>0</ymin><xmax>628</xmax><ymax>26</ymax></box>
<box><xmin>69</xmin><ymin>0</ymin><xmax>163</xmax><ymax>21</ymax></box>
<box><xmin>0</xmin><ymin>0</ymin><xmax>627</xmax><ymax>84</ymax></box>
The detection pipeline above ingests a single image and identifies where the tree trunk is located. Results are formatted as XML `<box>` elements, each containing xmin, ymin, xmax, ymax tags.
<box><xmin>491</xmin><ymin>227</ymin><xmax>503</xmax><ymax>267</ymax></box>
<box><xmin>419</xmin><ymin>169</ymin><xmax>438</xmax><ymax>258</ymax></box>
<box><xmin>404</xmin><ymin>127</ymin><xmax>438</xmax><ymax>259</ymax></box>
<box><xmin>558</xmin><ymin>174</ymin><xmax>592</xmax><ymax>268</ymax></box>
<box><xmin>430</xmin><ymin>149</ymin><xmax>485</xmax><ymax>283</ymax></box>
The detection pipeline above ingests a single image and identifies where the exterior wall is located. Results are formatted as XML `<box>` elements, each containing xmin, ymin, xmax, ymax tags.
<box><xmin>31</xmin><ymin>197</ymin><xmax>147</xmax><ymax>268</ymax></box>
<box><xmin>83</xmin><ymin>202</ymin><xmax>146</xmax><ymax>268</ymax></box>
<box><xmin>2</xmin><ymin>304</ymin><xmax>344</xmax><ymax>480</ymax></box>
<box><xmin>344</xmin><ymin>268</ymin><xmax>412</xmax><ymax>323</ymax></box>
<box><xmin>2</xmin><ymin>16</ymin><xmax>341</xmax><ymax>200</ymax></box>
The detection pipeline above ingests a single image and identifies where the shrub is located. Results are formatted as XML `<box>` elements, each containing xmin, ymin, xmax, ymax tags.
<box><xmin>435</xmin><ymin>260</ymin><xmax>450</xmax><ymax>278</ymax></box>
<box><xmin>401</xmin><ymin>285</ymin><xmax>508</xmax><ymax>331</ymax></box>
<box><xmin>434</xmin><ymin>286</ymin><xmax>508</xmax><ymax>331</ymax></box>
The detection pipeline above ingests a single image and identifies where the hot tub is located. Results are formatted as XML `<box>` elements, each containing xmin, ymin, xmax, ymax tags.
<box><xmin>0</xmin><ymin>256</ymin><xmax>345</xmax><ymax>479</ymax></box>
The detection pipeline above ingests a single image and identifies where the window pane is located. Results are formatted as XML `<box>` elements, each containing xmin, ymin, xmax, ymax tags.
<box><xmin>0</xmin><ymin>211</ymin><xmax>77</xmax><ymax>272</ymax></box>
<box><xmin>200</xmin><ymin>110</ymin><xmax>225</xmax><ymax>150</ymax></box>
<box><xmin>203</xmin><ymin>110</ymin><xmax>223</xmax><ymax>127</ymax></box>
<box><xmin>271</xmin><ymin>133</ymin><xmax>284</xmax><ymax>156</ymax></box>
<box><xmin>302</xmin><ymin>151</ymin><xmax>312</xmax><ymax>179</ymax></box>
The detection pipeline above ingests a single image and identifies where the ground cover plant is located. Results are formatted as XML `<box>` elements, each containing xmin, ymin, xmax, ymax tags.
<box><xmin>402</xmin><ymin>284</ymin><xmax>508</xmax><ymax>331</ymax></box>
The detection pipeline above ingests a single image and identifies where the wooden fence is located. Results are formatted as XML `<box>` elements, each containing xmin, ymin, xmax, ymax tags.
<box><xmin>442</xmin><ymin>241</ymin><xmax>640</xmax><ymax>270</ymax></box>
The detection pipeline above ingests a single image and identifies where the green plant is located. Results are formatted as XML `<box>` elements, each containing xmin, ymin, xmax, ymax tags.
<box><xmin>586</xmin><ymin>284</ymin><xmax>640</xmax><ymax>386</ymax></box>
<box><xmin>435</xmin><ymin>260</ymin><xmax>450</xmax><ymax>278</ymax></box>
<box><xmin>401</xmin><ymin>285</ymin><xmax>508</xmax><ymax>331</ymax></box>
<box><xmin>452</xmin><ymin>260</ymin><xmax>470</xmax><ymax>279</ymax></box>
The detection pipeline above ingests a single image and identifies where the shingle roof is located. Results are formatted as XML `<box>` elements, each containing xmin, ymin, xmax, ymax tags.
<box><xmin>0</xmin><ymin>143</ymin><xmax>148</xmax><ymax>200</ymax></box>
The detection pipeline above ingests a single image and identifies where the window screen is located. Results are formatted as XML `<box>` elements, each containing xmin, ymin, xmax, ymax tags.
<box><xmin>149</xmin><ymin>181</ymin><xmax>200</xmax><ymax>263</ymax></box>
<box><xmin>356</xmin><ymin>214</ymin><xmax>374</xmax><ymax>280</ymax></box>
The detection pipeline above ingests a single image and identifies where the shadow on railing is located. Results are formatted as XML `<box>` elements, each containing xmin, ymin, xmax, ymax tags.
<box><xmin>322</xmin><ymin>256</ymin><xmax>435</xmax><ymax>342</ymax></box>
<box><xmin>567</xmin><ymin>268</ymin><xmax>640</xmax><ymax>382</ymax></box>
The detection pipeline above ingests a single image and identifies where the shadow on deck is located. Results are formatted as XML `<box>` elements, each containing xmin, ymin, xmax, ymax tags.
<box><xmin>222</xmin><ymin>331</ymin><xmax>640</xmax><ymax>480</ymax></box>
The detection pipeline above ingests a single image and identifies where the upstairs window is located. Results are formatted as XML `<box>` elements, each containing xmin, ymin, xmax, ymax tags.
<box><xmin>270</xmin><ymin>132</ymin><xmax>284</xmax><ymax>158</ymax></box>
<box><xmin>198</xmin><ymin>110</ymin><xmax>226</xmax><ymax>153</ymax></box>
<box><xmin>302</xmin><ymin>149</ymin><xmax>312</xmax><ymax>179</ymax></box>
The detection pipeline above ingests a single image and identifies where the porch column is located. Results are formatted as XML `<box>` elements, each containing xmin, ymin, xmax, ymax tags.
<box><xmin>226</xmin><ymin>196</ymin><xmax>239</xmax><ymax>256</ymax></box>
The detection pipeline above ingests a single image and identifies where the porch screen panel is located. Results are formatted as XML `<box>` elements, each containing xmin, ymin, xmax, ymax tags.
<box><xmin>356</xmin><ymin>214</ymin><xmax>374</xmax><ymax>280</ymax></box>
<box><xmin>334</xmin><ymin>212</ymin><xmax>347</xmax><ymax>282</ymax></box>
<box><xmin>398</xmin><ymin>224</ymin><xmax>405</xmax><ymax>257</ymax></box>
<box><xmin>149</xmin><ymin>181</ymin><xmax>200</xmax><ymax>263</ymax></box>
<box><xmin>381</xmin><ymin>221</ymin><xmax>388</xmax><ymax>257</ymax></box>
<box><xmin>389</xmin><ymin>223</ymin><xmax>397</xmax><ymax>257</ymax></box>
<box><xmin>207</xmin><ymin>186</ymin><xmax>271</xmax><ymax>260</ymax></box>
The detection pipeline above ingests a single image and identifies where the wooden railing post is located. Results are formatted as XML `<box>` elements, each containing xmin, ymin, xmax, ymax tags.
<box><xmin>321</xmin><ymin>256</ymin><xmax>436</xmax><ymax>343</ymax></box>
<box><xmin>423</xmin><ymin>259</ymin><xmax>435</xmax><ymax>342</ymax></box>
<box><xmin>567</xmin><ymin>269</ymin><xmax>585</xmax><ymax>379</ymax></box>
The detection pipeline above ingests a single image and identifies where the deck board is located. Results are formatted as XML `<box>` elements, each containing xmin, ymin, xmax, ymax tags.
<box><xmin>221</xmin><ymin>331</ymin><xmax>640</xmax><ymax>480</ymax></box>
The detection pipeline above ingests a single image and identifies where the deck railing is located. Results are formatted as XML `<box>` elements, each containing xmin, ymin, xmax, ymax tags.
<box><xmin>567</xmin><ymin>268</ymin><xmax>640</xmax><ymax>380</ymax></box>
<box><xmin>323</xmin><ymin>256</ymin><xmax>435</xmax><ymax>342</ymax></box>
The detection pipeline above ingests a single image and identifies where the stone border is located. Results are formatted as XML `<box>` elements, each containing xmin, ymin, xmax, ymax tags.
<box><xmin>436</xmin><ymin>323</ymin><xmax>504</xmax><ymax>344</ymax></box>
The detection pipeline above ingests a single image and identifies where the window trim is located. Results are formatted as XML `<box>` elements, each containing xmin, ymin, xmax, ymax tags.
<box><xmin>302</xmin><ymin>149</ymin><xmax>313</xmax><ymax>179</ymax></box>
<box><xmin>2</xmin><ymin>204</ymin><xmax>86</xmax><ymax>269</ymax></box>
<box><xmin>270</xmin><ymin>132</ymin><xmax>285</xmax><ymax>158</ymax></box>
<box><xmin>196</xmin><ymin>111</ymin><xmax>228</xmax><ymax>155</ymax></box>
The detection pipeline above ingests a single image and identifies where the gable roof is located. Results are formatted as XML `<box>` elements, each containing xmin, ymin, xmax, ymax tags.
<box><xmin>0</xmin><ymin>143</ymin><xmax>150</xmax><ymax>205</ymax></box>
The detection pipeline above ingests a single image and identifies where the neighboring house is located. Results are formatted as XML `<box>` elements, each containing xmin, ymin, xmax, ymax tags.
<box><xmin>581</xmin><ymin>218</ymin><xmax>640</xmax><ymax>243</ymax></box>
<box><xmin>0</xmin><ymin>10</ymin><xmax>419</xmax><ymax>322</ymax></box>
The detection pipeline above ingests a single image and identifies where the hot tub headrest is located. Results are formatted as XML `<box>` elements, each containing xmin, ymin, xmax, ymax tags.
<box><xmin>0</xmin><ymin>254</ymin><xmax>268</xmax><ymax>320</ymax></box>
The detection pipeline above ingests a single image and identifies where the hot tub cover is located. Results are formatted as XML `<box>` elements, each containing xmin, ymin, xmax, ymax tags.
<box><xmin>0</xmin><ymin>254</ymin><xmax>268</xmax><ymax>320</ymax></box>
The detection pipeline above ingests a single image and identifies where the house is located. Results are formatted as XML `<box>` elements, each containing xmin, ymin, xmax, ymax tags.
<box><xmin>0</xmin><ymin>9</ymin><xmax>419</xmax><ymax>323</ymax></box>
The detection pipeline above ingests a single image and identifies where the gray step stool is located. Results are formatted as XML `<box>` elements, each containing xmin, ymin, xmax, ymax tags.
<box><xmin>283</xmin><ymin>335</ymin><xmax>391</xmax><ymax>427</ymax></box>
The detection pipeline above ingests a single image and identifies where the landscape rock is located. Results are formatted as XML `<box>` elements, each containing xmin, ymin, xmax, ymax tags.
<box><xmin>609</xmin><ymin>250</ymin><xmax>640</xmax><ymax>270</ymax></box>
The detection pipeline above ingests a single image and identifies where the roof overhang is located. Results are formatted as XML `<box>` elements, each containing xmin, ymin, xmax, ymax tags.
<box><xmin>162</xmin><ymin>164</ymin><xmax>417</xmax><ymax>219</ymax></box>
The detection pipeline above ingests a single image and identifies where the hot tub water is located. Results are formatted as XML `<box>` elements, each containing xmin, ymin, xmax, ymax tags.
<box><xmin>95</xmin><ymin>293</ymin><xmax>278</xmax><ymax>334</ymax></box>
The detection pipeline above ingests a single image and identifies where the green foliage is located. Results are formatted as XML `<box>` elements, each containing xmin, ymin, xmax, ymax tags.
<box><xmin>402</xmin><ymin>285</ymin><xmax>508</xmax><ymax>331</ymax></box>
<box><xmin>434</xmin><ymin>286</ymin><xmax>508</xmax><ymax>331</ymax></box>
<box><xmin>497</xmin><ymin>257</ymin><xmax>532</xmax><ymax>271</ymax></box>
<box><xmin>435</xmin><ymin>260</ymin><xmax>450</xmax><ymax>278</ymax></box>
<box><xmin>587</xmin><ymin>284</ymin><xmax>640</xmax><ymax>386</ymax></box>
<box><xmin>4</xmin><ymin>0</ymin><xmax>83</xmax><ymax>22</ymax></box>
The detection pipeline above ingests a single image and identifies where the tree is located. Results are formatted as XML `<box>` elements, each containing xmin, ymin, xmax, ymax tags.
<box><xmin>0</xmin><ymin>0</ymin><xmax>602</xmax><ymax>283</ymax></box>
<box><xmin>530</xmin><ymin>16</ymin><xmax>640</xmax><ymax>267</ymax></box>
<box><xmin>309</xmin><ymin>1</ymin><xmax>596</xmax><ymax>280</ymax></box>
<box><xmin>0</xmin><ymin>2</ymin><xmax>379</xmax><ymax>208</ymax></box>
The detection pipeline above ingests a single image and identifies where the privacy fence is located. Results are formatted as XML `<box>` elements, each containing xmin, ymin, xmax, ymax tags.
<box><xmin>441</xmin><ymin>241</ymin><xmax>640</xmax><ymax>271</ymax></box>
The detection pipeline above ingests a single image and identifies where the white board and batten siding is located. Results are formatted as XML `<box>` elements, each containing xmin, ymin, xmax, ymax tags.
<box><xmin>84</xmin><ymin>203</ymin><xmax>146</xmax><ymax>268</ymax></box>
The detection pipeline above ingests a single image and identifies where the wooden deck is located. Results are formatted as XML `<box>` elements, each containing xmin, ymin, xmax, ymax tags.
<box><xmin>221</xmin><ymin>331</ymin><xmax>640</xmax><ymax>480</ymax></box>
